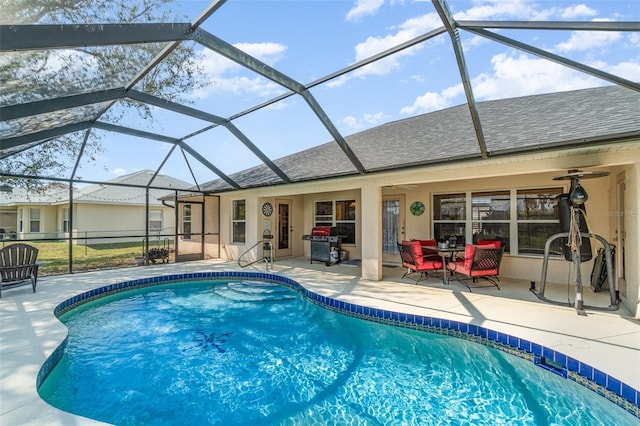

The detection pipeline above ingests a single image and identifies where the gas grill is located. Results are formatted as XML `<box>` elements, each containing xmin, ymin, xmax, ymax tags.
<box><xmin>302</xmin><ymin>226</ymin><xmax>344</xmax><ymax>266</ymax></box>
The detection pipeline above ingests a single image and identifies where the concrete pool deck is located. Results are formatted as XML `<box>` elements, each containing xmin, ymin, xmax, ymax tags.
<box><xmin>1</xmin><ymin>258</ymin><xmax>639</xmax><ymax>425</ymax></box>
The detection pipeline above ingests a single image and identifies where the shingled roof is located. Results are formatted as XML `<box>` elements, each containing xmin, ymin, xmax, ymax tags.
<box><xmin>200</xmin><ymin>85</ymin><xmax>640</xmax><ymax>193</ymax></box>
<box><xmin>1</xmin><ymin>170</ymin><xmax>191</xmax><ymax>206</ymax></box>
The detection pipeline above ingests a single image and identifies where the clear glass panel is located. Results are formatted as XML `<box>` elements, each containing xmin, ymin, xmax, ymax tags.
<box><xmin>434</xmin><ymin>223</ymin><xmax>466</xmax><ymax>245</ymax></box>
<box><xmin>336</xmin><ymin>200</ymin><xmax>356</xmax><ymax>221</ymax></box>
<box><xmin>232</xmin><ymin>200</ymin><xmax>245</xmax><ymax>221</ymax></box>
<box><xmin>517</xmin><ymin>188</ymin><xmax>563</xmax><ymax>220</ymax></box>
<box><xmin>433</xmin><ymin>193</ymin><xmax>466</xmax><ymax>220</ymax></box>
<box><xmin>382</xmin><ymin>200</ymin><xmax>400</xmax><ymax>253</ymax></box>
<box><xmin>232</xmin><ymin>222</ymin><xmax>245</xmax><ymax>244</ymax></box>
<box><xmin>518</xmin><ymin>223</ymin><xmax>563</xmax><ymax>256</ymax></box>
<box><xmin>472</xmin><ymin>191</ymin><xmax>510</xmax><ymax>221</ymax></box>
<box><xmin>335</xmin><ymin>223</ymin><xmax>355</xmax><ymax>245</ymax></box>
<box><xmin>472</xmin><ymin>223</ymin><xmax>510</xmax><ymax>251</ymax></box>
<box><xmin>314</xmin><ymin>202</ymin><xmax>333</xmax><ymax>223</ymax></box>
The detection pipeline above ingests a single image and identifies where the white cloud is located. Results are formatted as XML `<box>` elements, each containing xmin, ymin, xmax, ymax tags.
<box><xmin>453</xmin><ymin>0</ymin><xmax>541</xmax><ymax>20</ymax></box>
<box><xmin>328</xmin><ymin>13</ymin><xmax>443</xmax><ymax>87</ymax></box>
<box><xmin>453</xmin><ymin>0</ymin><xmax>598</xmax><ymax>21</ymax></box>
<box><xmin>560</xmin><ymin>4</ymin><xmax>598</xmax><ymax>19</ymax></box>
<box><xmin>341</xmin><ymin>111</ymin><xmax>388</xmax><ymax>130</ymax></box>
<box><xmin>555</xmin><ymin>20</ymin><xmax>621</xmax><ymax>53</ymax></box>
<box><xmin>400</xmin><ymin>83</ymin><xmax>462</xmax><ymax>115</ymax></box>
<box><xmin>111</xmin><ymin>168</ymin><xmax>127</xmax><ymax>176</ymax></box>
<box><xmin>399</xmin><ymin>46</ymin><xmax>636</xmax><ymax>116</ymax></box>
<box><xmin>471</xmin><ymin>53</ymin><xmax>602</xmax><ymax>100</ymax></box>
<box><xmin>591</xmin><ymin>59</ymin><xmax>640</xmax><ymax>82</ymax></box>
<box><xmin>346</xmin><ymin>0</ymin><xmax>385</xmax><ymax>22</ymax></box>
<box><xmin>192</xmin><ymin>42</ymin><xmax>288</xmax><ymax>99</ymax></box>
<box><xmin>342</xmin><ymin>115</ymin><xmax>361</xmax><ymax>130</ymax></box>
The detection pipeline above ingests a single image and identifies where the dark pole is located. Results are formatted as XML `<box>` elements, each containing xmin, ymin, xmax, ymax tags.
<box><xmin>68</xmin><ymin>183</ymin><xmax>74</xmax><ymax>273</ymax></box>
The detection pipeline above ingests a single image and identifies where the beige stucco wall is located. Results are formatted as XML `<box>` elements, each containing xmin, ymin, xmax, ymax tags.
<box><xmin>72</xmin><ymin>203</ymin><xmax>175</xmax><ymax>246</ymax></box>
<box><xmin>14</xmin><ymin>205</ymin><xmax>57</xmax><ymax>240</ymax></box>
<box><xmin>208</xmin><ymin>141</ymin><xmax>640</xmax><ymax>317</ymax></box>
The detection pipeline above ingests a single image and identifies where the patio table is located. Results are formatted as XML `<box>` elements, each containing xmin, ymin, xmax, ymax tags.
<box><xmin>423</xmin><ymin>245</ymin><xmax>464</xmax><ymax>285</ymax></box>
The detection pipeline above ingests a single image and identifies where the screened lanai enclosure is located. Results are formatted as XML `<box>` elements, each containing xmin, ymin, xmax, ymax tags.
<box><xmin>1</xmin><ymin>0</ymin><xmax>638</xmax><ymax>274</ymax></box>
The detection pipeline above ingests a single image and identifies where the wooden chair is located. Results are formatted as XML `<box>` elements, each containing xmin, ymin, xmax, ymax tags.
<box><xmin>398</xmin><ymin>240</ymin><xmax>443</xmax><ymax>284</ymax></box>
<box><xmin>0</xmin><ymin>243</ymin><xmax>39</xmax><ymax>297</ymax></box>
<box><xmin>447</xmin><ymin>244</ymin><xmax>504</xmax><ymax>291</ymax></box>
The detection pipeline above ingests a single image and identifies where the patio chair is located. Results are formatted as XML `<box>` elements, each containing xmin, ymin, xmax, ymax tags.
<box><xmin>447</xmin><ymin>244</ymin><xmax>504</xmax><ymax>291</ymax></box>
<box><xmin>411</xmin><ymin>238</ymin><xmax>441</xmax><ymax>261</ymax></box>
<box><xmin>398</xmin><ymin>240</ymin><xmax>443</xmax><ymax>284</ymax></box>
<box><xmin>0</xmin><ymin>243</ymin><xmax>39</xmax><ymax>297</ymax></box>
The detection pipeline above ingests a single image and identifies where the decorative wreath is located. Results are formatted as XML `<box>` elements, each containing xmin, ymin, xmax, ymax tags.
<box><xmin>410</xmin><ymin>201</ymin><xmax>425</xmax><ymax>216</ymax></box>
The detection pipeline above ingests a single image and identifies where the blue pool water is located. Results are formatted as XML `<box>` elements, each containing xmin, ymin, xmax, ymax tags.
<box><xmin>39</xmin><ymin>279</ymin><xmax>636</xmax><ymax>425</ymax></box>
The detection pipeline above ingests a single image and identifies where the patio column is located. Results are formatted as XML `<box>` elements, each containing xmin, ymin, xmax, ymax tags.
<box><xmin>361</xmin><ymin>183</ymin><xmax>382</xmax><ymax>281</ymax></box>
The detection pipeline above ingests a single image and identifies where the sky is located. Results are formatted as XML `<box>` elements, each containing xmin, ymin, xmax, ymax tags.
<box><xmin>43</xmin><ymin>0</ymin><xmax>640</xmax><ymax>187</ymax></box>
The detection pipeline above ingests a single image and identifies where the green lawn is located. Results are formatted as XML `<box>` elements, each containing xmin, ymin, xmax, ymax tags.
<box><xmin>17</xmin><ymin>241</ymin><xmax>172</xmax><ymax>275</ymax></box>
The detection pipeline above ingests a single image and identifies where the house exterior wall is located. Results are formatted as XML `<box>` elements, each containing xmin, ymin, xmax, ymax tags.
<box><xmin>15</xmin><ymin>205</ymin><xmax>58</xmax><ymax>240</ymax></box>
<box><xmin>206</xmin><ymin>141</ymin><xmax>640</xmax><ymax>317</ymax></box>
<box><xmin>0</xmin><ymin>208</ymin><xmax>17</xmax><ymax>239</ymax></box>
<box><xmin>72</xmin><ymin>203</ymin><xmax>175</xmax><ymax>246</ymax></box>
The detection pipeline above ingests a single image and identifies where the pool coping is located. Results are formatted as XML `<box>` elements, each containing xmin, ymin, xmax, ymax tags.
<box><xmin>39</xmin><ymin>270</ymin><xmax>640</xmax><ymax>420</ymax></box>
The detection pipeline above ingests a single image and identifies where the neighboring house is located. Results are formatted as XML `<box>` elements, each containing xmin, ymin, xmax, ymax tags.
<box><xmin>178</xmin><ymin>86</ymin><xmax>640</xmax><ymax>318</ymax></box>
<box><xmin>0</xmin><ymin>170</ymin><xmax>191</xmax><ymax>245</ymax></box>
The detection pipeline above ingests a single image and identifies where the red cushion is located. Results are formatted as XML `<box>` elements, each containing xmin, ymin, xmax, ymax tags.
<box><xmin>464</xmin><ymin>244</ymin><xmax>476</xmax><ymax>270</ymax></box>
<box><xmin>414</xmin><ymin>239</ymin><xmax>438</xmax><ymax>257</ymax></box>
<box><xmin>420</xmin><ymin>259</ymin><xmax>443</xmax><ymax>270</ymax></box>
<box><xmin>477</xmin><ymin>240</ymin><xmax>500</xmax><ymax>248</ymax></box>
<box><xmin>409</xmin><ymin>241</ymin><xmax>424</xmax><ymax>266</ymax></box>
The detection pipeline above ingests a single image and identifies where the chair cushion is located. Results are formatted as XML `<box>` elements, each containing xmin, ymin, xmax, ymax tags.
<box><xmin>419</xmin><ymin>259</ymin><xmax>443</xmax><ymax>270</ymax></box>
<box><xmin>464</xmin><ymin>244</ymin><xmax>476</xmax><ymax>270</ymax></box>
<box><xmin>409</xmin><ymin>241</ymin><xmax>424</xmax><ymax>266</ymax></box>
<box><xmin>414</xmin><ymin>239</ymin><xmax>436</xmax><ymax>247</ymax></box>
<box><xmin>414</xmin><ymin>239</ymin><xmax>438</xmax><ymax>257</ymax></box>
<box><xmin>477</xmin><ymin>240</ymin><xmax>501</xmax><ymax>248</ymax></box>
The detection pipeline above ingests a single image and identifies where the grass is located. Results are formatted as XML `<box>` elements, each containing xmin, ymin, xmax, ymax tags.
<box><xmin>12</xmin><ymin>241</ymin><xmax>173</xmax><ymax>276</ymax></box>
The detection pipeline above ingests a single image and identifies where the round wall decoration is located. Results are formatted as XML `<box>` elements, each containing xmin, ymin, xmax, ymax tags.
<box><xmin>410</xmin><ymin>201</ymin><xmax>425</xmax><ymax>216</ymax></box>
<box><xmin>262</xmin><ymin>202</ymin><xmax>274</xmax><ymax>216</ymax></box>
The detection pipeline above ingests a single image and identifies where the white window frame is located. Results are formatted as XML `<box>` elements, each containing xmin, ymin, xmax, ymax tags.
<box><xmin>29</xmin><ymin>208</ymin><xmax>41</xmax><ymax>233</ymax></box>
<box><xmin>232</xmin><ymin>199</ymin><xmax>246</xmax><ymax>244</ymax></box>
<box><xmin>182</xmin><ymin>204</ymin><xmax>192</xmax><ymax>240</ymax></box>
<box><xmin>63</xmin><ymin>207</ymin><xmax>70</xmax><ymax>233</ymax></box>
<box><xmin>149</xmin><ymin>210</ymin><xmax>163</xmax><ymax>233</ymax></box>
<box><xmin>313</xmin><ymin>200</ymin><xmax>356</xmax><ymax>244</ymax></box>
<box><xmin>433</xmin><ymin>187</ymin><xmax>564</xmax><ymax>256</ymax></box>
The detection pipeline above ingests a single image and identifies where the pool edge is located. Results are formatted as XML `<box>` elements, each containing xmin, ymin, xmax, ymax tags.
<box><xmin>39</xmin><ymin>270</ymin><xmax>640</xmax><ymax>419</ymax></box>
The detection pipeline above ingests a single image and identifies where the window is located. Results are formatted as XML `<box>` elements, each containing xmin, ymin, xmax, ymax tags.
<box><xmin>19</xmin><ymin>209</ymin><xmax>23</xmax><ymax>232</ymax></box>
<box><xmin>472</xmin><ymin>191</ymin><xmax>510</xmax><ymax>250</ymax></box>
<box><xmin>314</xmin><ymin>200</ymin><xmax>356</xmax><ymax>244</ymax></box>
<box><xmin>314</xmin><ymin>201</ymin><xmax>333</xmax><ymax>226</ymax></box>
<box><xmin>149</xmin><ymin>210</ymin><xmax>162</xmax><ymax>232</ymax></box>
<box><xmin>232</xmin><ymin>200</ymin><xmax>246</xmax><ymax>243</ymax></box>
<box><xmin>433</xmin><ymin>187</ymin><xmax>563</xmax><ymax>255</ymax></box>
<box><xmin>433</xmin><ymin>193</ymin><xmax>466</xmax><ymax>244</ymax></box>
<box><xmin>63</xmin><ymin>208</ymin><xmax>70</xmax><ymax>233</ymax></box>
<box><xmin>29</xmin><ymin>208</ymin><xmax>40</xmax><ymax>233</ymax></box>
<box><xmin>182</xmin><ymin>204</ymin><xmax>192</xmax><ymax>240</ymax></box>
<box><xmin>517</xmin><ymin>188</ymin><xmax>563</xmax><ymax>255</ymax></box>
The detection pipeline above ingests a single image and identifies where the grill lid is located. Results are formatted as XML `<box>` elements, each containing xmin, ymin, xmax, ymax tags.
<box><xmin>311</xmin><ymin>226</ymin><xmax>333</xmax><ymax>236</ymax></box>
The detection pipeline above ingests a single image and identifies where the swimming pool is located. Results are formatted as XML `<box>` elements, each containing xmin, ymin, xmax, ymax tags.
<box><xmin>38</xmin><ymin>273</ymin><xmax>638</xmax><ymax>425</ymax></box>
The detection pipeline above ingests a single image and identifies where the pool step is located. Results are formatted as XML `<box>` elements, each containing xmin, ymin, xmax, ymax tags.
<box><xmin>213</xmin><ymin>280</ymin><xmax>295</xmax><ymax>302</ymax></box>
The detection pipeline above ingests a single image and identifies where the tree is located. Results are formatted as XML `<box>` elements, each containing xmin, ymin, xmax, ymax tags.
<box><xmin>0</xmin><ymin>0</ymin><xmax>206</xmax><ymax>189</ymax></box>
